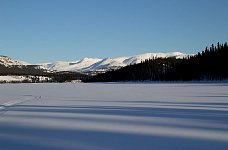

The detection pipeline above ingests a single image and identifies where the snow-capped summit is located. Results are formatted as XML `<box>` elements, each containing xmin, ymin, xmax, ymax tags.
<box><xmin>42</xmin><ymin>52</ymin><xmax>189</xmax><ymax>73</ymax></box>
<box><xmin>42</xmin><ymin>58</ymin><xmax>101</xmax><ymax>72</ymax></box>
<box><xmin>0</xmin><ymin>55</ymin><xmax>23</xmax><ymax>66</ymax></box>
<box><xmin>123</xmin><ymin>52</ymin><xmax>187</xmax><ymax>65</ymax></box>
<box><xmin>0</xmin><ymin>52</ymin><xmax>189</xmax><ymax>73</ymax></box>
<box><xmin>84</xmin><ymin>57</ymin><xmax>114</xmax><ymax>71</ymax></box>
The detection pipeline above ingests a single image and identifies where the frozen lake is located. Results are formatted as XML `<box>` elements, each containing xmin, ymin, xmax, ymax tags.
<box><xmin>0</xmin><ymin>83</ymin><xmax>228</xmax><ymax>150</ymax></box>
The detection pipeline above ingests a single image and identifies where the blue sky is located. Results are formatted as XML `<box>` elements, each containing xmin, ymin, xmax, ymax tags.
<box><xmin>0</xmin><ymin>0</ymin><xmax>228</xmax><ymax>63</ymax></box>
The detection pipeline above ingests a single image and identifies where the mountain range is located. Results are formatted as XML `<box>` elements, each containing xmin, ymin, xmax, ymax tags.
<box><xmin>0</xmin><ymin>52</ymin><xmax>189</xmax><ymax>82</ymax></box>
<box><xmin>40</xmin><ymin>52</ymin><xmax>188</xmax><ymax>73</ymax></box>
<box><xmin>1</xmin><ymin>52</ymin><xmax>189</xmax><ymax>76</ymax></box>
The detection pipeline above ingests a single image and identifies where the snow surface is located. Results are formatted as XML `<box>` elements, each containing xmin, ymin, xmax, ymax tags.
<box><xmin>0</xmin><ymin>76</ymin><xmax>51</xmax><ymax>83</ymax></box>
<box><xmin>0</xmin><ymin>83</ymin><xmax>228</xmax><ymax>150</ymax></box>
<box><xmin>0</xmin><ymin>76</ymin><xmax>27</xmax><ymax>82</ymax></box>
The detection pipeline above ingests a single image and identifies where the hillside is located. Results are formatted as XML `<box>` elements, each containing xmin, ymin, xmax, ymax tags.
<box><xmin>0</xmin><ymin>61</ymin><xmax>47</xmax><ymax>77</ymax></box>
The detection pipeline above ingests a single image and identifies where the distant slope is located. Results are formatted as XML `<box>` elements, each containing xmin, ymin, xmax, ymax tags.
<box><xmin>0</xmin><ymin>52</ymin><xmax>189</xmax><ymax>78</ymax></box>
<box><xmin>0</xmin><ymin>55</ymin><xmax>23</xmax><ymax>66</ymax></box>
<box><xmin>42</xmin><ymin>52</ymin><xmax>188</xmax><ymax>73</ymax></box>
<box><xmin>0</xmin><ymin>55</ymin><xmax>47</xmax><ymax>76</ymax></box>
<box><xmin>41</xmin><ymin>58</ymin><xmax>102</xmax><ymax>72</ymax></box>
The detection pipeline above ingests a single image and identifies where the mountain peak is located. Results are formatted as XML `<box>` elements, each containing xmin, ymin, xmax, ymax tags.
<box><xmin>1</xmin><ymin>52</ymin><xmax>190</xmax><ymax>73</ymax></box>
<box><xmin>0</xmin><ymin>55</ymin><xmax>23</xmax><ymax>66</ymax></box>
<box><xmin>41</xmin><ymin>52</ymin><xmax>189</xmax><ymax>73</ymax></box>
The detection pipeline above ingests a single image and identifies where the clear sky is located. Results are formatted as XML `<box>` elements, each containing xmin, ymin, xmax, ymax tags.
<box><xmin>1</xmin><ymin>0</ymin><xmax>228</xmax><ymax>63</ymax></box>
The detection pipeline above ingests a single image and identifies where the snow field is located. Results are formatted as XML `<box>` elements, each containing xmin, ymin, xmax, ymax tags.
<box><xmin>0</xmin><ymin>83</ymin><xmax>228</xmax><ymax>150</ymax></box>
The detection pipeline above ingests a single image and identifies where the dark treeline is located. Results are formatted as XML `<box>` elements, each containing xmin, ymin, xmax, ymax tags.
<box><xmin>86</xmin><ymin>42</ymin><xmax>228</xmax><ymax>82</ymax></box>
<box><xmin>0</xmin><ymin>64</ymin><xmax>89</xmax><ymax>83</ymax></box>
<box><xmin>0</xmin><ymin>65</ymin><xmax>48</xmax><ymax>76</ymax></box>
<box><xmin>50</xmin><ymin>71</ymin><xmax>89</xmax><ymax>82</ymax></box>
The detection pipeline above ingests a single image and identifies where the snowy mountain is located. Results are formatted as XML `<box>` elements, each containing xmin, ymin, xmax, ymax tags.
<box><xmin>0</xmin><ymin>55</ymin><xmax>33</xmax><ymax>67</ymax></box>
<box><xmin>0</xmin><ymin>55</ymin><xmax>24</xmax><ymax>66</ymax></box>
<box><xmin>0</xmin><ymin>52</ymin><xmax>189</xmax><ymax>75</ymax></box>
<box><xmin>42</xmin><ymin>52</ymin><xmax>189</xmax><ymax>73</ymax></box>
<box><xmin>0</xmin><ymin>55</ymin><xmax>49</xmax><ymax>80</ymax></box>
<box><xmin>41</xmin><ymin>58</ymin><xmax>102</xmax><ymax>72</ymax></box>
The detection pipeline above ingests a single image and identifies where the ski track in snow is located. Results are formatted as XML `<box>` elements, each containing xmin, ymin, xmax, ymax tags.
<box><xmin>0</xmin><ymin>95</ymin><xmax>41</xmax><ymax>116</ymax></box>
<box><xmin>0</xmin><ymin>83</ymin><xmax>228</xmax><ymax>150</ymax></box>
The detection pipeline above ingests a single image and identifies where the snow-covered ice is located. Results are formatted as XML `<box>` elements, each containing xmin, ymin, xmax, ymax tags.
<box><xmin>0</xmin><ymin>83</ymin><xmax>228</xmax><ymax>150</ymax></box>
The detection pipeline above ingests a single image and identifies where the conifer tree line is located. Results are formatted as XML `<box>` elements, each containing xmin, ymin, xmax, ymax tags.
<box><xmin>0</xmin><ymin>65</ymin><xmax>48</xmax><ymax>76</ymax></box>
<box><xmin>0</xmin><ymin>65</ymin><xmax>89</xmax><ymax>83</ymax></box>
<box><xmin>50</xmin><ymin>71</ymin><xmax>89</xmax><ymax>82</ymax></box>
<box><xmin>86</xmin><ymin>42</ymin><xmax>228</xmax><ymax>82</ymax></box>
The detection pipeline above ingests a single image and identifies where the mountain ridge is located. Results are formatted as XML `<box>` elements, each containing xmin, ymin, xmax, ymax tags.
<box><xmin>0</xmin><ymin>55</ymin><xmax>24</xmax><ymax>66</ymax></box>
<box><xmin>0</xmin><ymin>52</ymin><xmax>190</xmax><ymax>75</ymax></box>
<box><xmin>41</xmin><ymin>52</ymin><xmax>189</xmax><ymax>73</ymax></box>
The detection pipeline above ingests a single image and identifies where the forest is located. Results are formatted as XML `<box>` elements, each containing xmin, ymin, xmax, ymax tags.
<box><xmin>86</xmin><ymin>42</ymin><xmax>228</xmax><ymax>82</ymax></box>
<box><xmin>0</xmin><ymin>64</ymin><xmax>88</xmax><ymax>83</ymax></box>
